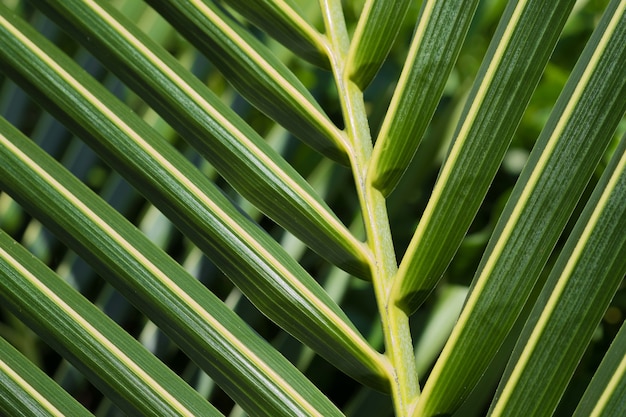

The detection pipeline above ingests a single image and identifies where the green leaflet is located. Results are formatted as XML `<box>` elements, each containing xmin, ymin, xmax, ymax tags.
<box><xmin>0</xmin><ymin>119</ymin><xmax>345</xmax><ymax>416</ymax></box>
<box><xmin>369</xmin><ymin>0</ymin><xmax>479</xmax><ymax>196</ymax></box>
<box><xmin>0</xmin><ymin>231</ymin><xmax>222</xmax><ymax>417</ymax></box>
<box><xmin>345</xmin><ymin>0</ymin><xmax>413</xmax><ymax>89</ymax></box>
<box><xmin>221</xmin><ymin>0</ymin><xmax>330</xmax><ymax>68</ymax></box>
<box><xmin>0</xmin><ymin>336</ymin><xmax>93</xmax><ymax>417</ymax></box>
<box><xmin>490</xmin><ymin>133</ymin><xmax>626</xmax><ymax>416</ymax></box>
<box><xmin>30</xmin><ymin>0</ymin><xmax>370</xmax><ymax>280</ymax></box>
<box><xmin>392</xmin><ymin>0</ymin><xmax>577</xmax><ymax>314</ymax></box>
<box><xmin>0</xmin><ymin>7</ymin><xmax>389</xmax><ymax>393</ymax></box>
<box><xmin>146</xmin><ymin>0</ymin><xmax>348</xmax><ymax>164</ymax></box>
<box><xmin>573</xmin><ymin>321</ymin><xmax>626</xmax><ymax>417</ymax></box>
<box><xmin>412</xmin><ymin>1</ymin><xmax>626</xmax><ymax>414</ymax></box>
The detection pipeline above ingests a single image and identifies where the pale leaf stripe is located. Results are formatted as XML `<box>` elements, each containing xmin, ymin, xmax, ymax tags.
<box><xmin>392</xmin><ymin>0</ymin><xmax>528</xmax><ymax>293</ymax></box>
<box><xmin>346</xmin><ymin>0</ymin><xmax>413</xmax><ymax>89</ymax></box>
<box><xmin>91</xmin><ymin>0</ymin><xmax>322</xmax><ymax>211</ymax></box>
<box><xmin>593</xmin><ymin>359</ymin><xmax>626</xmax><ymax>417</ymax></box>
<box><xmin>263</xmin><ymin>0</ymin><xmax>328</xmax><ymax>48</ymax></box>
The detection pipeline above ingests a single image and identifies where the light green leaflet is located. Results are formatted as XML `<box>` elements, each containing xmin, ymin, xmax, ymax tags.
<box><xmin>490</xmin><ymin>133</ymin><xmax>626</xmax><ymax>416</ymax></box>
<box><xmin>146</xmin><ymin>0</ymin><xmax>348</xmax><ymax>163</ymax></box>
<box><xmin>369</xmin><ymin>0</ymin><xmax>480</xmax><ymax>196</ymax></box>
<box><xmin>30</xmin><ymin>0</ymin><xmax>370</xmax><ymax>280</ymax></box>
<box><xmin>221</xmin><ymin>0</ymin><xmax>330</xmax><ymax>68</ymax></box>
<box><xmin>392</xmin><ymin>0</ymin><xmax>577</xmax><ymax>314</ymax></box>
<box><xmin>0</xmin><ymin>230</ymin><xmax>222</xmax><ymax>417</ymax></box>
<box><xmin>345</xmin><ymin>0</ymin><xmax>413</xmax><ymax>89</ymax></box>
<box><xmin>573</xmin><ymin>321</ymin><xmax>626</xmax><ymax>417</ymax></box>
<box><xmin>412</xmin><ymin>0</ymin><xmax>626</xmax><ymax>414</ymax></box>
<box><xmin>0</xmin><ymin>5</ymin><xmax>389</xmax><ymax>393</ymax></box>
<box><xmin>0</xmin><ymin>118</ymin><xmax>343</xmax><ymax>417</ymax></box>
<box><xmin>0</xmin><ymin>336</ymin><xmax>93</xmax><ymax>416</ymax></box>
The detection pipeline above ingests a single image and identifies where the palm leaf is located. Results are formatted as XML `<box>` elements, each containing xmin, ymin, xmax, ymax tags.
<box><xmin>0</xmin><ymin>6</ymin><xmax>389</xmax><ymax>394</ymax></box>
<box><xmin>0</xmin><ymin>116</ymin><xmax>351</xmax><ymax>416</ymax></box>
<box><xmin>393</xmin><ymin>0</ymin><xmax>578</xmax><ymax>313</ymax></box>
<box><xmin>345</xmin><ymin>0</ymin><xmax>413</xmax><ymax>89</ymax></box>
<box><xmin>413</xmin><ymin>1</ymin><xmax>626</xmax><ymax>413</ymax></box>
<box><xmin>0</xmin><ymin>335</ymin><xmax>93</xmax><ymax>416</ymax></box>
<box><xmin>369</xmin><ymin>0</ymin><xmax>479</xmax><ymax>196</ymax></box>
<box><xmin>573</xmin><ymin>320</ymin><xmax>626</xmax><ymax>417</ymax></box>
<box><xmin>28</xmin><ymin>0</ymin><xmax>370</xmax><ymax>279</ymax></box>
<box><xmin>490</xmin><ymin>132</ymin><xmax>625</xmax><ymax>416</ymax></box>
<box><xmin>221</xmin><ymin>0</ymin><xmax>330</xmax><ymax>69</ymax></box>
<box><xmin>146</xmin><ymin>0</ymin><xmax>348</xmax><ymax>163</ymax></box>
<box><xmin>0</xmin><ymin>0</ymin><xmax>623</xmax><ymax>416</ymax></box>
<box><xmin>0</xmin><ymin>228</ymin><xmax>223</xmax><ymax>417</ymax></box>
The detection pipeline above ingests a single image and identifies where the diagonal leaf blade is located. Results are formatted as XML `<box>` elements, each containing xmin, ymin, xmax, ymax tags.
<box><xmin>0</xmin><ymin>230</ymin><xmax>223</xmax><ymax>417</ymax></box>
<box><xmin>30</xmin><ymin>0</ymin><xmax>370</xmax><ymax>280</ymax></box>
<box><xmin>221</xmin><ymin>0</ymin><xmax>330</xmax><ymax>68</ymax></box>
<box><xmin>489</xmin><ymin>132</ymin><xmax>626</xmax><ymax>416</ymax></box>
<box><xmin>345</xmin><ymin>0</ymin><xmax>413</xmax><ymax>89</ymax></box>
<box><xmin>0</xmin><ymin>118</ymin><xmax>349</xmax><ymax>416</ymax></box>
<box><xmin>392</xmin><ymin>0</ymin><xmax>577</xmax><ymax>314</ymax></box>
<box><xmin>369</xmin><ymin>0</ymin><xmax>480</xmax><ymax>196</ymax></box>
<box><xmin>412</xmin><ymin>1</ymin><xmax>626</xmax><ymax>413</ymax></box>
<box><xmin>146</xmin><ymin>0</ymin><xmax>348</xmax><ymax>164</ymax></box>
<box><xmin>0</xmin><ymin>7</ymin><xmax>389</xmax><ymax>393</ymax></box>
<box><xmin>0</xmin><ymin>336</ymin><xmax>94</xmax><ymax>417</ymax></box>
<box><xmin>573</xmin><ymin>321</ymin><xmax>626</xmax><ymax>417</ymax></box>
